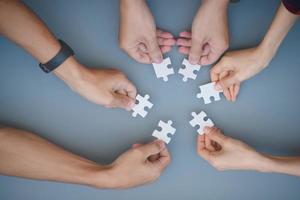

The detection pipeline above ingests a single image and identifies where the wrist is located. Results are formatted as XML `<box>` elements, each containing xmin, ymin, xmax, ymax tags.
<box><xmin>202</xmin><ymin>0</ymin><xmax>230</xmax><ymax>8</ymax></box>
<box><xmin>53</xmin><ymin>57</ymin><xmax>89</xmax><ymax>88</ymax></box>
<box><xmin>256</xmin><ymin>44</ymin><xmax>276</xmax><ymax>69</ymax></box>
<box><xmin>84</xmin><ymin>165</ymin><xmax>116</xmax><ymax>189</ymax></box>
<box><xmin>253</xmin><ymin>153</ymin><xmax>277</xmax><ymax>173</ymax></box>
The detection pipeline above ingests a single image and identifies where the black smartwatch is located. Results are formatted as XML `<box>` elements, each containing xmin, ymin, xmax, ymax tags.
<box><xmin>39</xmin><ymin>39</ymin><xmax>74</xmax><ymax>73</ymax></box>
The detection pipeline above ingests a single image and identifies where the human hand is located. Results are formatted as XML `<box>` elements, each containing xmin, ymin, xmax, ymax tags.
<box><xmin>210</xmin><ymin>46</ymin><xmax>274</xmax><ymax>101</ymax></box>
<box><xmin>54</xmin><ymin>57</ymin><xmax>137</xmax><ymax>110</ymax></box>
<box><xmin>119</xmin><ymin>0</ymin><xmax>175</xmax><ymax>64</ymax></box>
<box><xmin>197</xmin><ymin>127</ymin><xmax>267</xmax><ymax>171</ymax></box>
<box><xmin>177</xmin><ymin>0</ymin><xmax>229</xmax><ymax>65</ymax></box>
<box><xmin>106</xmin><ymin>140</ymin><xmax>171</xmax><ymax>189</ymax></box>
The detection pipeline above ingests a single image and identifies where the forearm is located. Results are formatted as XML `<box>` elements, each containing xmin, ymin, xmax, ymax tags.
<box><xmin>262</xmin><ymin>155</ymin><xmax>300</xmax><ymax>177</ymax></box>
<box><xmin>0</xmin><ymin>127</ymin><xmax>112</xmax><ymax>188</ymax></box>
<box><xmin>259</xmin><ymin>3</ymin><xmax>298</xmax><ymax>62</ymax></box>
<box><xmin>0</xmin><ymin>0</ymin><xmax>60</xmax><ymax>64</ymax></box>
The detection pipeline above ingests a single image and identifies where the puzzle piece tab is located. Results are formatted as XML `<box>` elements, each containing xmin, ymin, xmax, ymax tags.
<box><xmin>178</xmin><ymin>58</ymin><xmax>201</xmax><ymax>82</ymax></box>
<box><xmin>196</xmin><ymin>82</ymin><xmax>223</xmax><ymax>104</ymax></box>
<box><xmin>189</xmin><ymin>111</ymin><xmax>214</xmax><ymax>135</ymax></box>
<box><xmin>152</xmin><ymin>57</ymin><xmax>174</xmax><ymax>82</ymax></box>
<box><xmin>152</xmin><ymin>120</ymin><xmax>176</xmax><ymax>144</ymax></box>
<box><xmin>131</xmin><ymin>94</ymin><xmax>153</xmax><ymax>118</ymax></box>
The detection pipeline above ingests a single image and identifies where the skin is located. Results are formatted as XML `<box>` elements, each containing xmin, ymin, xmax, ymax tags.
<box><xmin>210</xmin><ymin>2</ymin><xmax>299</xmax><ymax>102</ymax></box>
<box><xmin>0</xmin><ymin>127</ymin><xmax>171</xmax><ymax>189</ymax></box>
<box><xmin>0</xmin><ymin>0</ymin><xmax>136</xmax><ymax>110</ymax></box>
<box><xmin>0</xmin><ymin>0</ymin><xmax>172</xmax><ymax>188</ymax></box>
<box><xmin>197</xmin><ymin>127</ymin><xmax>300</xmax><ymax>177</ymax></box>
<box><xmin>119</xmin><ymin>0</ymin><xmax>176</xmax><ymax>64</ymax></box>
<box><xmin>177</xmin><ymin>0</ymin><xmax>230</xmax><ymax>65</ymax></box>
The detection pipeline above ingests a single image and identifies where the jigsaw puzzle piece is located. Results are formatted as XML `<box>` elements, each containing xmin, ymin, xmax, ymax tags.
<box><xmin>152</xmin><ymin>120</ymin><xmax>176</xmax><ymax>144</ymax></box>
<box><xmin>196</xmin><ymin>82</ymin><xmax>223</xmax><ymax>104</ymax></box>
<box><xmin>189</xmin><ymin>111</ymin><xmax>214</xmax><ymax>135</ymax></box>
<box><xmin>178</xmin><ymin>58</ymin><xmax>201</xmax><ymax>82</ymax></box>
<box><xmin>152</xmin><ymin>57</ymin><xmax>174</xmax><ymax>82</ymax></box>
<box><xmin>131</xmin><ymin>94</ymin><xmax>153</xmax><ymax>118</ymax></box>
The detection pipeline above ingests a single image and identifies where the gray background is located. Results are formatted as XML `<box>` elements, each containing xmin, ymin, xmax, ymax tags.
<box><xmin>0</xmin><ymin>0</ymin><xmax>300</xmax><ymax>199</ymax></box>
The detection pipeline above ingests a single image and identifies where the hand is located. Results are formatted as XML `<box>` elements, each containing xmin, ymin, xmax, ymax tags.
<box><xmin>119</xmin><ymin>0</ymin><xmax>175</xmax><ymax>64</ymax></box>
<box><xmin>197</xmin><ymin>127</ymin><xmax>267</xmax><ymax>171</ymax></box>
<box><xmin>54</xmin><ymin>57</ymin><xmax>137</xmax><ymax>110</ymax></box>
<box><xmin>106</xmin><ymin>140</ymin><xmax>171</xmax><ymax>189</ymax></box>
<box><xmin>210</xmin><ymin>46</ymin><xmax>274</xmax><ymax>101</ymax></box>
<box><xmin>177</xmin><ymin>0</ymin><xmax>229</xmax><ymax>65</ymax></box>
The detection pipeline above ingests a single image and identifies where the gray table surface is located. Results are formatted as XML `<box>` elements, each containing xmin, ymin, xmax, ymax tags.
<box><xmin>1</xmin><ymin>0</ymin><xmax>300</xmax><ymax>199</ymax></box>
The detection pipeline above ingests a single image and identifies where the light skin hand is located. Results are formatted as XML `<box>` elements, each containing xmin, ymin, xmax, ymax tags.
<box><xmin>197</xmin><ymin>127</ymin><xmax>300</xmax><ymax>177</ymax></box>
<box><xmin>0</xmin><ymin>127</ymin><xmax>171</xmax><ymax>189</ymax></box>
<box><xmin>119</xmin><ymin>0</ymin><xmax>176</xmax><ymax>64</ymax></box>
<box><xmin>210</xmin><ymin>2</ymin><xmax>299</xmax><ymax>101</ymax></box>
<box><xmin>177</xmin><ymin>0</ymin><xmax>229</xmax><ymax>65</ymax></box>
<box><xmin>197</xmin><ymin>127</ymin><xmax>268</xmax><ymax>171</ymax></box>
<box><xmin>105</xmin><ymin>140</ymin><xmax>171</xmax><ymax>189</ymax></box>
<box><xmin>54</xmin><ymin>57</ymin><xmax>137</xmax><ymax>110</ymax></box>
<box><xmin>0</xmin><ymin>0</ymin><xmax>137</xmax><ymax>111</ymax></box>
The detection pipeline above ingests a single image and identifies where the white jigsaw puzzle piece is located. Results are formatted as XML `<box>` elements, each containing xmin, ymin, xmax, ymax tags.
<box><xmin>152</xmin><ymin>120</ymin><xmax>176</xmax><ymax>144</ymax></box>
<box><xmin>196</xmin><ymin>82</ymin><xmax>223</xmax><ymax>104</ymax></box>
<box><xmin>178</xmin><ymin>58</ymin><xmax>201</xmax><ymax>82</ymax></box>
<box><xmin>152</xmin><ymin>57</ymin><xmax>174</xmax><ymax>82</ymax></box>
<box><xmin>131</xmin><ymin>94</ymin><xmax>153</xmax><ymax>118</ymax></box>
<box><xmin>189</xmin><ymin>111</ymin><xmax>214</xmax><ymax>135</ymax></box>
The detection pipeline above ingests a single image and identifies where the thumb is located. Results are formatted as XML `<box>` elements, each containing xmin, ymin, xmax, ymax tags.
<box><xmin>204</xmin><ymin>127</ymin><xmax>226</xmax><ymax>145</ymax></box>
<box><xmin>216</xmin><ymin>73</ymin><xmax>239</xmax><ymax>91</ymax></box>
<box><xmin>110</xmin><ymin>93</ymin><xmax>135</xmax><ymax>111</ymax></box>
<box><xmin>189</xmin><ymin>38</ymin><xmax>203</xmax><ymax>64</ymax></box>
<box><xmin>139</xmin><ymin>140</ymin><xmax>165</xmax><ymax>157</ymax></box>
<box><xmin>147</xmin><ymin>38</ymin><xmax>163</xmax><ymax>64</ymax></box>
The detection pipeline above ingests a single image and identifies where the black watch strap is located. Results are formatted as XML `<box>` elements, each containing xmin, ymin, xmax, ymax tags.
<box><xmin>39</xmin><ymin>39</ymin><xmax>74</xmax><ymax>73</ymax></box>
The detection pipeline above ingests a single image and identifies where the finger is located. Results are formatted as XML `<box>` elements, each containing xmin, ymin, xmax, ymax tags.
<box><xmin>201</xmin><ymin>50</ymin><xmax>222</xmax><ymax>66</ymax></box>
<box><xmin>176</xmin><ymin>38</ymin><xmax>192</xmax><ymax>47</ymax></box>
<box><xmin>229</xmin><ymin>85</ymin><xmax>235</xmax><ymax>102</ymax></box>
<box><xmin>132</xmin><ymin>143</ymin><xmax>142</xmax><ymax>148</ymax></box>
<box><xmin>128</xmin><ymin>47</ymin><xmax>151</xmax><ymax>64</ymax></box>
<box><xmin>178</xmin><ymin>46</ymin><xmax>190</xmax><ymax>55</ymax></box>
<box><xmin>123</xmin><ymin>79</ymin><xmax>137</xmax><ymax>100</ymax></box>
<box><xmin>139</xmin><ymin>140</ymin><xmax>165</xmax><ymax>157</ymax></box>
<box><xmin>189</xmin><ymin>38</ymin><xmax>203</xmax><ymax>64</ymax></box>
<box><xmin>179</xmin><ymin>31</ymin><xmax>192</xmax><ymax>38</ymax></box>
<box><xmin>205</xmin><ymin>134</ymin><xmax>216</xmax><ymax>152</ymax></box>
<box><xmin>202</xmin><ymin>43</ymin><xmax>210</xmax><ymax>56</ymax></box>
<box><xmin>197</xmin><ymin>135</ymin><xmax>211</xmax><ymax>160</ymax></box>
<box><xmin>146</xmin><ymin>38</ymin><xmax>163</xmax><ymax>63</ymax></box>
<box><xmin>216</xmin><ymin>73</ymin><xmax>239</xmax><ymax>92</ymax></box>
<box><xmin>152</xmin><ymin>147</ymin><xmax>171</xmax><ymax>171</ymax></box>
<box><xmin>156</xmin><ymin>29</ymin><xmax>174</xmax><ymax>39</ymax></box>
<box><xmin>204</xmin><ymin>127</ymin><xmax>226</xmax><ymax>145</ymax></box>
<box><xmin>232</xmin><ymin>84</ymin><xmax>240</xmax><ymax>102</ymax></box>
<box><xmin>157</xmin><ymin>37</ymin><xmax>176</xmax><ymax>46</ymax></box>
<box><xmin>111</xmin><ymin>93</ymin><xmax>135</xmax><ymax>111</ymax></box>
<box><xmin>160</xmin><ymin>45</ymin><xmax>172</xmax><ymax>54</ymax></box>
<box><xmin>219</xmin><ymin>71</ymin><xmax>231</xmax><ymax>101</ymax></box>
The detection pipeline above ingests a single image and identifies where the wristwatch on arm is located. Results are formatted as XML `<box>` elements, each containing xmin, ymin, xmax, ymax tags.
<box><xmin>39</xmin><ymin>39</ymin><xmax>74</xmax><ymax>73</ymax></box>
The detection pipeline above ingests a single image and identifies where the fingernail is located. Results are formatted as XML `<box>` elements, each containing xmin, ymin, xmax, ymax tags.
<box><xmin>204</xmin><ymin>127</ymin><xmax>210</xmax><ymax>133</ymax></box>
<box><xmin>189</xmin><ymin>58</ymin><xmax>197</xmax><ymax>65</ymax></box>
<box><xmin>153</xmin><ymin>57</ymin><xmax>163</xmax><ymax>64</ymax></box>
<box><xmin>156</xmin><ymin>140</ymin><xmax>165</xmax><ymax>149</ymax></box>
<box><xmin>215</xmin><ymin>84</ymin><xmax>222</xmax><ymax>91</ymax></box>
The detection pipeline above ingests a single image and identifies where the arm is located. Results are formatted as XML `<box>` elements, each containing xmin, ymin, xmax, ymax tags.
<box><xmin>197</xmin><ymin>127</ymin><xmax>300</xmax><ymax>177</ymax></box>
<box><xmin>210</xmin><ymin>3</ymin><xmax>299</xmax><ymax>102</ymax></box>
<box><xmin>0</xmin><ymin>127</ymin><xmax>171</xmax><ymax>188</ymax></box>
<box><xmin>0</xmin><ymin>0</ymin><xmax>136</xmax><ymax>110</ymax></box>
<box><xmin>177</xmin><ymin>0</ymin><xmax>230</xmax><ymax>65</ymax></box>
